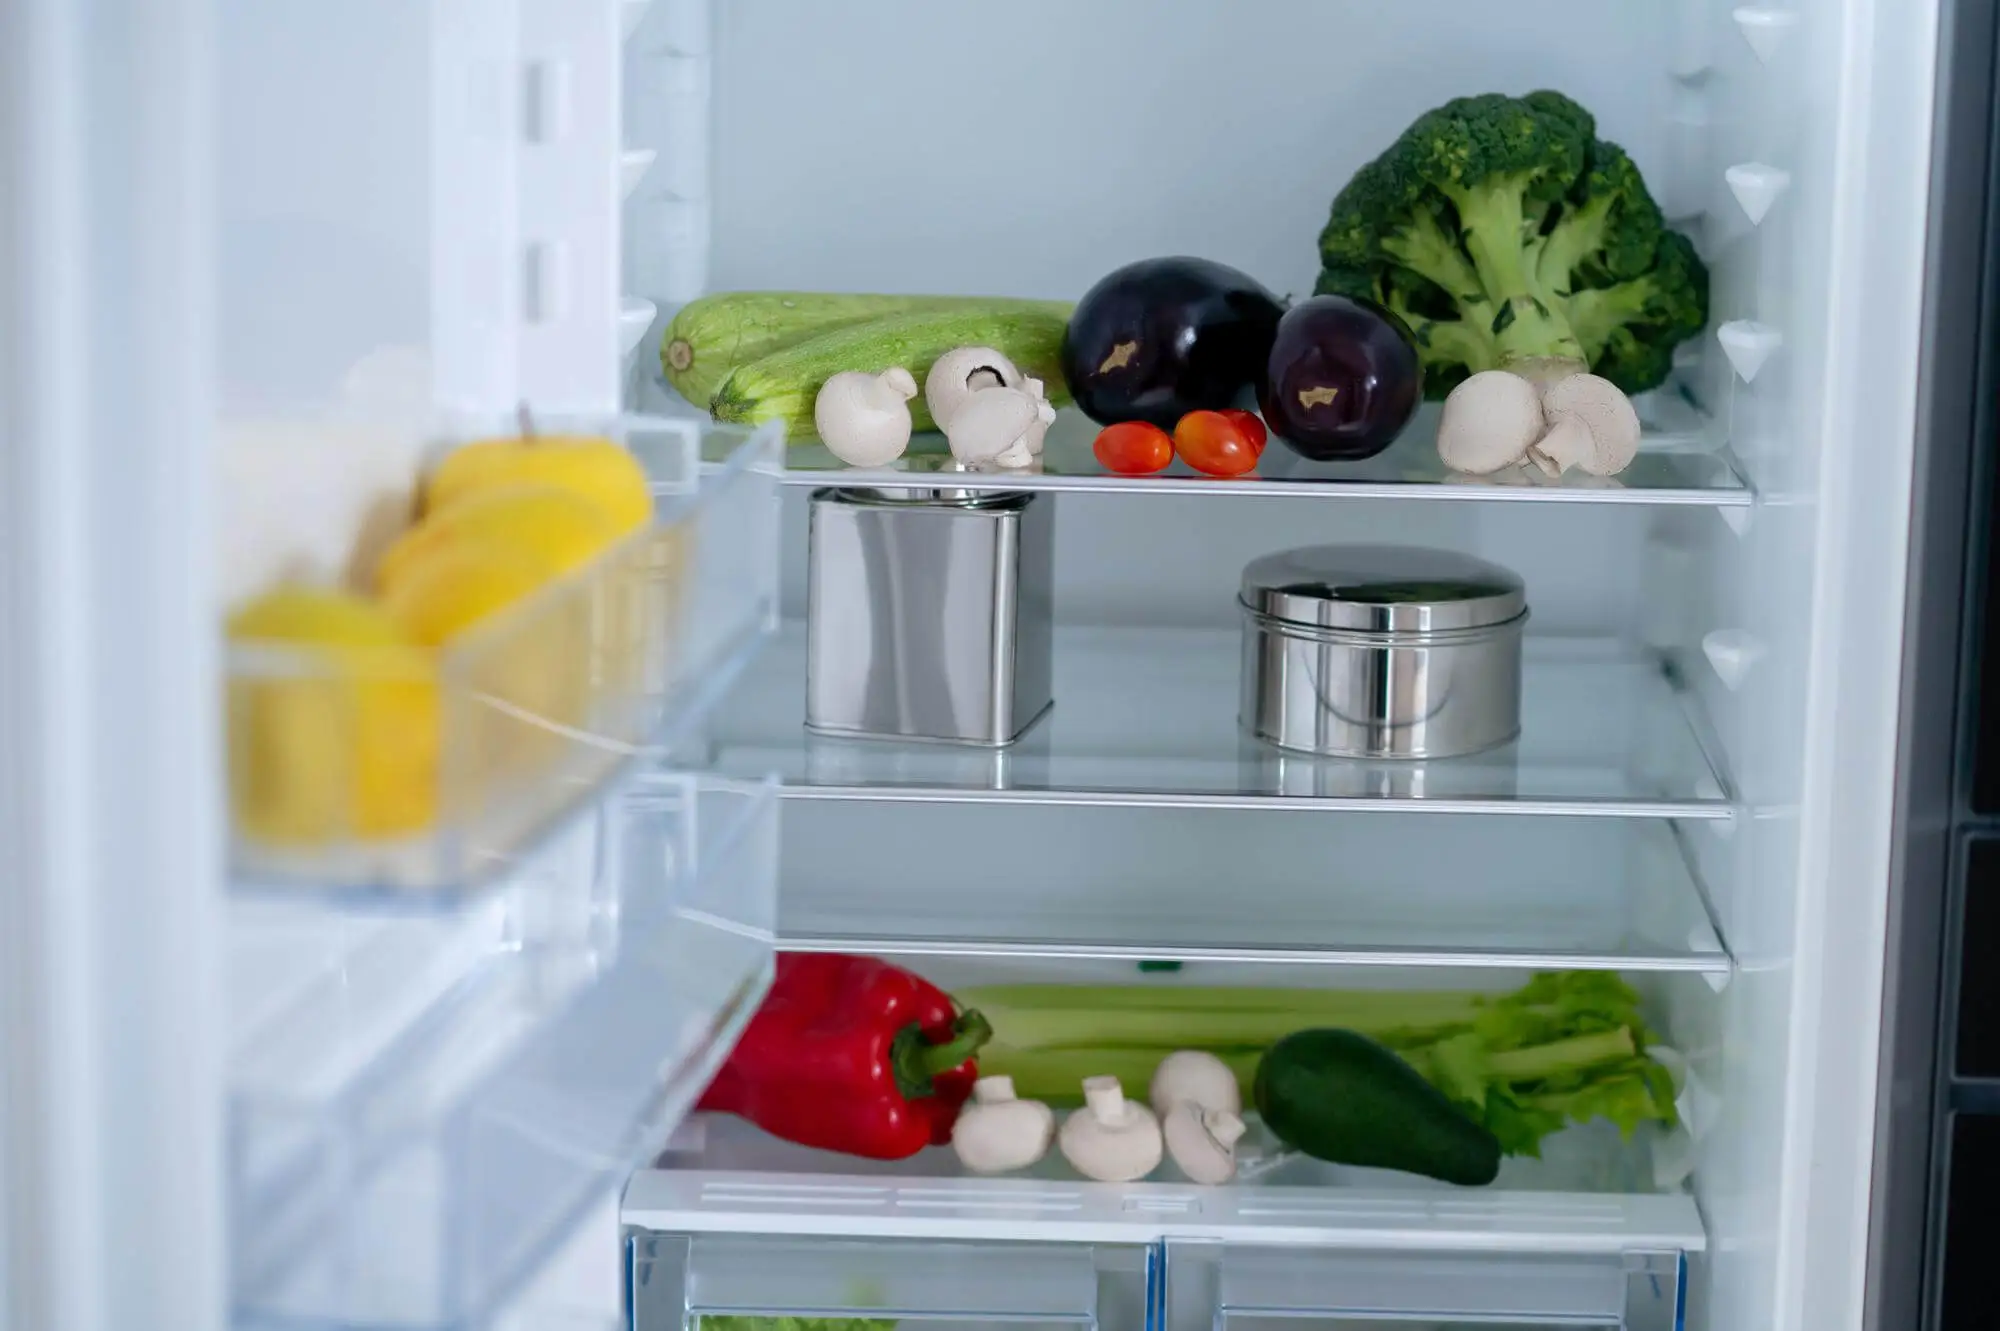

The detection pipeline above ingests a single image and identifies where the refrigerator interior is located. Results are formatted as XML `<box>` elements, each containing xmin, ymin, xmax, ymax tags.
<box><xmin>621</xmin><ymin>1</ymin><xmax>1937</xmax><ymax>1329</ymax></box>
<box><xmin>115</xmin><ymin>0</ymin><xmax>1936</xmax><ymax>1327</ymax></box>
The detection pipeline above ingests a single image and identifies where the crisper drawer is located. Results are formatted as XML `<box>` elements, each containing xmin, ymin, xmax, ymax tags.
<box><xmin>1165</xmin><ymin>1244</ymin><xmax>1682</xmax><ymax>1331</ymax></box>
<box><xmin>228</xmin><ymin>773</ymin><xmax>779</xmax><ymax>1330</ymax></box>
<box><xmin>624</xmin><ymin>1112</ymin><xmax>1702</xmax><ymax>1331</ymax></box>
<box><xmin>629</xmin><ymin>1233</ymin><xmax>1150</xmax><ymax>1331</ymax></box>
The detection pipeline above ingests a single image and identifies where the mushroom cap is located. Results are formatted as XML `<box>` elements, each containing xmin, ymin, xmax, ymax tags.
<box><xmin>1533</xmin><ymin>373</ymin><xmax>1641</xmax><ymax>477</ymax></box>
<box><xmin>1436</xmin><ymin>370</ymin><xmax>1544</xmax><ymax>475</ymax></box>
<box><xmin>952</xmin><ymin>1091</ymin><xmax>1055</xmax><ymax>1174</ymax></box>
<box><xmin>944</xmin><ymin>386</ymin><xmax>1042</xmax><ymax>464</ymax></box>
<box><xmin>1163</xmin><ymin>1103</ymin><xmax>1243</xmax><ymax>1186</ymax></box>
<box><xmin>1149</xmin><ymin>1050</ymin><xmax>1243</xmax><ymax>1120</ymax></box>
<box><xmin>925</xmin><ymin>346</ymin><xmax>1025</xmax><ymax>430</ymax></box>
<box><xmin>815</xmin><ymin>370</ymin><xmax>914</xmax><ymax>467</ymax></box>
<box><xmin>1059</xmin><ymin>1085</ymin><xmax>1163</xmax><ymax>1183</ymax></box>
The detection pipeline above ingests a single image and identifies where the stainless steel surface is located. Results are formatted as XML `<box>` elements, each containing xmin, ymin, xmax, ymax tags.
<box><xmin>1240</xmin><ymin>545</ymin><xmax>1527</xmax><ymax>760</ymax></box>
<box><xmin>1238</xmin><ymin>733</ymin><xmax>1521</xmax><ymax>800</ymax></box>
<box><xmin>805</xmin><ymin>487</ymin><xmax>1054</xmax><ymax>745</ymax></box>
<box><xmin>1239</xmin><ymin>543</ymin><xmax>1527</xmax><ymax>633</ymax></box>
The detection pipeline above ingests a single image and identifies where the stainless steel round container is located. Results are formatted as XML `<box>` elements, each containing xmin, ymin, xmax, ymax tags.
<box><xmin>1239</xmin><ymin>544</ymin><xmax>1528</xmax><ymax>759</ymax></box>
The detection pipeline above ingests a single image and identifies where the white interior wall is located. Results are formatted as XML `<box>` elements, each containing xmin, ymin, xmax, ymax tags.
<box><xmin>682</xmin><ymin>0</ymin><xmax>1677</xmax><ymax>306</ymax></box>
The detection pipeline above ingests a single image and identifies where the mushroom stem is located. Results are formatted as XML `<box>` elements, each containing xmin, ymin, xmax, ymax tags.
<box><xmin>1083</xmin><ymin>1076</ymin><xmax>1127</xmax><ymax>1125</ymax></box>
<box><xmin>1205</xmin><ymin>1109</ymin><xmax>1247</xmax><ymax>1149</ymax></box>
<box><xmin>1527</xmin><ymin>415</ymin><xmax>1593</xmax><ymax>477</ymax></box>
<box><xmin>973</xmin><ymin>1075</ymin><xmax>1020</xmax><ymax>1106</ymax></box>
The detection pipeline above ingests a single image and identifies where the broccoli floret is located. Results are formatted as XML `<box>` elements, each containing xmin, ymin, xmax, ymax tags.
<box><xmin>1317</xmin><ymin>90</ymin><xmax>1708</xmax><ymax>398</ymax></box>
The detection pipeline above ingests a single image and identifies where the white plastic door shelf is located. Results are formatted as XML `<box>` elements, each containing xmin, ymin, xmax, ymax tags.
<box><xmin>227</xmin><ymin>420</ymin><xmax>780</xmax><ymax>899</ymax></box>
<box><xmin>230</xmin><ymin>773</ymin><xmax>779</xmax><ymax>1330</ymax></box>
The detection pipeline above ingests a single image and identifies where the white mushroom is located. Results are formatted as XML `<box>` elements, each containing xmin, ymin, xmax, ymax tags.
<box><xmin>1162</xmin><ymin>1102</ymin><xmax>1248</xmax><ymax>1186</ymax></box>
<box><xmin>951</xmin><ymin>1075</ymin><xmax>1055</xmax><ymax>1175</ymax></box>
<box><xmin>944</xmin><ymin>385</ymin><xmax>1043</xmax><ymax>468</ymax></box>
<box><xmin>815</xmin><ymin>367</ymin><xmax>918</xmax><ymax>467</ymax></box>
<box><xmin>1058</xmin><ymin>1076</ymin><xmax>1163</xmax><ymax>1183</ymax></box>
<box><xmin>1436</xmin><ymin>370</ymin><xmax>1544</xmax><ymax>475</ymax></box>
<box><xmin>1020</xmin><ymin>376</ymin><xmax>1058</xmax><ymax>456</ymax></box>
<box><xmin>1148</xmin><ymin>1050</ymin><xmax>1241</xmax><ymax>1121</ymax></box>
<box><xmin>925</xmin><ymin>346</ymin><xmax>1025</xmax><ymax>431</ymax></box>
<box><xmin>1528</xmin><ymin>373</ymin><xmax>1641</xmax><ymax>477</ymax></box>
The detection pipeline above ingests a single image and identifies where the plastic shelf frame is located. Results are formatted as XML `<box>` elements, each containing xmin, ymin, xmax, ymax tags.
<box><xmin>228</xmin><ymin>772</ymin><xmax>780</xmax><ymax>1331</ymax></box>
<box><xmin>228</xmin><ymin>419</ymin><xmax>781</xmax><ymax>899</ymax></box>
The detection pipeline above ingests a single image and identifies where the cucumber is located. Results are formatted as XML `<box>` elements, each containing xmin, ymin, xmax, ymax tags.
<box><xmin>708</xmin><ymin>306</ymin><xmax>1073</xmax><ymax>444</ymax></box>
<box><xmin>661</xmin><ymin>291</ymin><xmax>1072</xmax><ymax>411</ymax></box>
<box><xmin>1254</xmin><ymin>1028</ymin><xmax>1502</xmax><ymax>1186</ymax></box>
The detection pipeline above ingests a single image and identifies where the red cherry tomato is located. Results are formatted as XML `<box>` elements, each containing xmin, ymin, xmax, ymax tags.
<box><xmin>1173</xmin><ymin>410</ymin><xmax>1259</xmax><ymax>477</ymax></box>
<box><xmin>1093</xmin><ymin>421</ymin><xmax>1174</xmax><ymax>475</ymax></box>
<box><xmin>1220</xmin><ymin>409</ymin><xmax>1268</xmax><ymax>456</ymax></box>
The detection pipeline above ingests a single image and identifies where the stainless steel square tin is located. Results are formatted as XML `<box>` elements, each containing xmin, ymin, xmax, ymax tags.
<box><xmin>806</xmin><ymin>486</ymin><xmax>1054</xmax><ymax>746</ymax></box>
<box><xmin>1239</xmin><ymin>544</ymin><xmax>1528</xmax><ymax>759</ymax></box>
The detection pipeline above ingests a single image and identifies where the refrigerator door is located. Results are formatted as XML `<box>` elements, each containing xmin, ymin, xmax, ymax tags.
<box><xmin>3</xmin><ymin>2</ymin><xmax>781</xmax><ymax>1329</ymax></box>
<box><xmin>0</xmin><ymin>1</ymin><xmax>227</xmax><ymax>1329</ymax></box>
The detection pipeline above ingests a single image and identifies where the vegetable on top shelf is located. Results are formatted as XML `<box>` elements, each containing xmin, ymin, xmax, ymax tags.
<box><xmin>1315</xmin><ymin>89</ymin><xmax>1708</xmax><ymax>399</ymax></box>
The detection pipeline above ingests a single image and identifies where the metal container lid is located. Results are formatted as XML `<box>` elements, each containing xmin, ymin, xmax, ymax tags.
<box><xmin>1239</xmin><ymin>544</ymin><xmax>1527</xmax><ymax>634</ymax></box>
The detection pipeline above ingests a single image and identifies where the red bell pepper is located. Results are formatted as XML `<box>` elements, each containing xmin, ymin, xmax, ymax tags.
<box><xmin>698</xmin><ymin>953</ymin><xmax>993</xmax><ymax>1160</ymax></box>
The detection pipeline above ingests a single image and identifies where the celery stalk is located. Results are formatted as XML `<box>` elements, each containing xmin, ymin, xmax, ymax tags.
<box><xmin>960</xmin><ymin>972</ymin><xmax>1681</xmax><ymax>1157</ymax></box>
<box><xmin>961</xmin><ymin>985</ymin><xmax>1492</xmax><ymax>1051</ymax></box>
<box><xmin>978</xmin><ymin>1044</ymin><xmax>1262</xmax><ymax>1107</ymax></box>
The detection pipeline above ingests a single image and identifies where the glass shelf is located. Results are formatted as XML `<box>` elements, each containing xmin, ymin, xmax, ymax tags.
<box><xmin>697</xmin><ymin>624</ymin><xmax>1733</xmax><ymax>819</ymax></box>
<box><xmin>773</xmin><ymin>804</ymin><xmax>1728</xmax><ymax>974</ymax></box>
<box><xmin>658</xmin><ymin>371</ymin><xmax>1746</xmax><ymax>505</ymax></box>
<box><xmin>625</xmin><ymin>1115</ymin><xmax>1706</xmax><ymax>1254</ymax></box>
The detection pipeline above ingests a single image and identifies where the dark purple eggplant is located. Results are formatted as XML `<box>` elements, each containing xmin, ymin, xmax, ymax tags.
<box><xmin>1061</xmin><ymin>257</ymin><xmax>1284</xmax><ymax>429</ymax></box>
<box><xmin>1257</xmin><ymin>296</ymin><xmax>1423</xmax><ymax>462</ymax></box>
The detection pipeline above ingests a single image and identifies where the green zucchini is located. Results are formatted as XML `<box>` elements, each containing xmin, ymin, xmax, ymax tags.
<box><xmin>708</xmin><ymin>306</ymin><xmax>1073</xmax><ymax>444</ymax></box>
<box><xmin>1255</xmin><ymin>1028</ymin><xmax>1502</xmax><ymax>1186</ymax></box>
<box><xmin>660</xmin><ymin>291</ymin><xmax>1072</xmax><ymax>412</ymax></box>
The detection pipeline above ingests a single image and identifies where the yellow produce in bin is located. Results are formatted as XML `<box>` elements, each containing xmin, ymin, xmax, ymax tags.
<box><xmin>227</xmin><ymin>588</ymin><xmax>440</xmax><ymax>844</ymax></box>
<box><xmin>227</xmin><ymin>421</ymin><xmax>700</xmax><ymax>888</ymax></box>
<box><xmin>425</xmin><ymin>430</ymin><xmax>654</xmax><ymax>536</ymax></box>
<box><xmin>376</xmin><ymin>483</ymin><xmax>620</xmax><ymax>594</ymax></box>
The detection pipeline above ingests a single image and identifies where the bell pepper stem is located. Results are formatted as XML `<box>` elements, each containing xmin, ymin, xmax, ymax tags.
<box><xmin>893</xmin><ymin>1009</ymin><xmax>994</xmax><ymax>1098</ymax></box>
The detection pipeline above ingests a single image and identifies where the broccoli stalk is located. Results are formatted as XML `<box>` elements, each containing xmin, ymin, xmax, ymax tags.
<box><xmin>1317</xmin><ymin>91</ymin><xmax>1708</xmax><ymax>400</ymax></box>
<box><xmin>1436</xmin><ymin>175</ymin><xmax>1588</xmax><ymax>373</ymax></box>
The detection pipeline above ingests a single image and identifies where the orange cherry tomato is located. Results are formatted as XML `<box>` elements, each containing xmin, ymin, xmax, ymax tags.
<box><xmin>1173</xmin><ymin>410</ymin><xmax>1259</xmax><ymax>477</ymax></box>
<box><xmin>1093</xmin><ymin>421</ymin><xmax>1174</xmax><ymax>475</ymax></box>
<box><xmin>1220</xmin><ymin>409</ymin><xmax>1268</xmax><ymax>456</ymax></box>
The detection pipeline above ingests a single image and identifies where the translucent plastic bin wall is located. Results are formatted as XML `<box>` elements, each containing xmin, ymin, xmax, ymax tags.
<box><xmin>227</xmin><ymin>420</ymin><xmax>781</xmax><ymax>896</ymax></box>
<box><xmin>631</xmin><ymin>1234</ymin><xmax>1148</xmax><ymax>1331</ymax></box>
<box><xmin>228</xmin><ymin>773</ymin><xmax>779</xmax><ymax>1330</ymax></box>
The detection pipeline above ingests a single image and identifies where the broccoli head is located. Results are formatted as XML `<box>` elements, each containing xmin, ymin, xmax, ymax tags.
<box><xmin>1316</xmin><ymin>90</ymin><xmax>1708</xmax><ymax>399</ymax></box>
